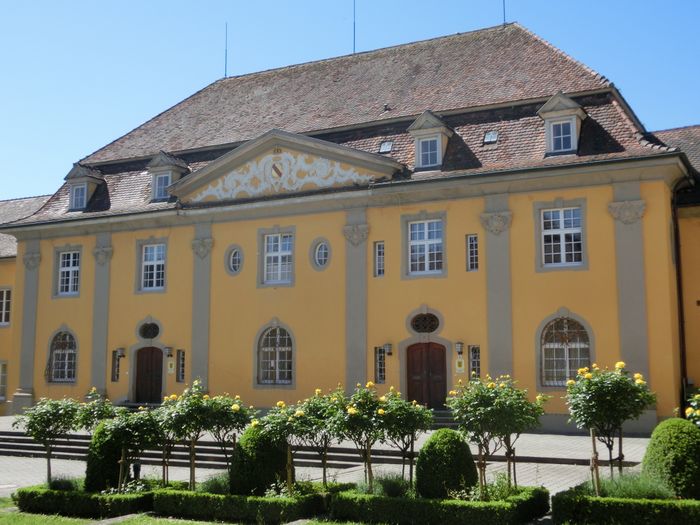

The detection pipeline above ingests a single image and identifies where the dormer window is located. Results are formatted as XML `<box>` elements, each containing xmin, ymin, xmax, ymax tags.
<box><xmin>550</xmin><ymin>118</ymin><xmax>575</xmax><ymax>152</ymax></box>
<box><xmin>483</xmin><ymin>130</ymin><xmax>499</xmax><ymax>145</ymax></box>
<box><xmin>69</xmin><ymin>183</ymin><xmax>87</xmax><ymax>210</ymax></box>
<box><xmin>153</xmin><ymin>172</ymin><xmax>171</xmax><ymax>201</ymax></box>
<box><xmin>418</xmin><ymin>137</ymin><xmax>439</xmax><ymax>167</ymax></box>
<box><xmin>538</xmin><ymin>92</ymin><xmax>587</xmax><ymax>156</ymax></box>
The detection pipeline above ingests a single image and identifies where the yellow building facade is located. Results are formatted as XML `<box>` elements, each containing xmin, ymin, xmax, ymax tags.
<box><xmin>1</xmin><ymin>25</ymin><xmax>698</xmax><ymax>432</ymax></box>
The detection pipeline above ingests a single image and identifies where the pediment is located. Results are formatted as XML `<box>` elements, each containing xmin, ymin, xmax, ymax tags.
<box><xmin>408</xmin><ymin>110</ymin><xmax>449</xmax><ymax>132</ymax></box>
<box><xmin>64</xmin><ymin>163</ymin><xmax>103</xmax><ymax>182</ymax></box>
<box><xmin>173</xmin><ymin>130</ymin><xmax>403</xmax><ymax>203</ymax></box>
<box><xmin>538</xmin><ymin>92</ymin><xmax>587</xmax><ymax>120</ymax></box>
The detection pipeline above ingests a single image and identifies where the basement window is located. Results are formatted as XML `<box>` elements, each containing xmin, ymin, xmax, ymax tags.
<box><xmin>379</xmin><ymin>141</ymin><xmax>393</xmax><ymax>154</ymax></box>
<box><xmin>483</xmin><ymin>130</ymin><xmax>499</xmax><ymax>144</ymax></box>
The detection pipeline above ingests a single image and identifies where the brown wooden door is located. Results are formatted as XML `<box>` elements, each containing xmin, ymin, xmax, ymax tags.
<box><xmin>135</xmin><ymin>347</ymin><xmax>163</xmax><ymax>404</ymax></box>
<box><xmin>407</xmin><ymin>342</ymin><xmax>447</xmax><ymax>409</ymax></box>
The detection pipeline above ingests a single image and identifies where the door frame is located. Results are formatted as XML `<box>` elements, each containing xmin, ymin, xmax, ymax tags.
<box><xmin>399</xmin><ymin>334</ymin><xmax>455</xmax><ymax>402</ymax></box>
<box><xmin>127</xmin><ymin>343</ymin><xmax>169</xmax><ymax>403</ymax></box>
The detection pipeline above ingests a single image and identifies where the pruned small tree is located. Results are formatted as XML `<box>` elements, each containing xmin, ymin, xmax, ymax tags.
<box><xmin>566</xmin><ymin>361</ymin><xmax>656</xmax><ymax>495</ymax></box>
<box><xmin>77</xmin><ymin>387</ymin><xmax>116</xmax><ymax>433</ymax></box>
<box><xmin>13</xmin><ymin>398</ymin><xmax>79</xmax><ymax>485</ymax></box>
<box><xmin>260</xmin><ymin>399</ymin><xmax>302</xmax><ymax>493</ymax></box>
<box><xmin>380</xmin><ymin>386</ymin><xmax>433</xmax><ymax>486</ymax></box>
<box><xmin>208</xmin><ymin>394</ymin><xmax>254</xmax><ymax>469</ymax></box>
<box><xmin>153</xmin><ymin>399</ymin><xmax>179</xmax><ymax>486</ymax></box>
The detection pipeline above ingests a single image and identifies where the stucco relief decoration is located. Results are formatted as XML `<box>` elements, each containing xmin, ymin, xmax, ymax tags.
<box><xmin>93</xmin><ymin>246</ymin><xmax>113</xmax><ymax>265</ymax></box>
<box><xmin>22</xmin><ymin>252</ymin><xmax>41</xmax><ymax>270</ymax></box>
<box><xmin>190</xmin><ymin>151</ymin><xmax>374</xmax><ymax>202</ymax></box>
<box><xmin>343</xmin><ymin>224</ymin><xmax>369</xmax><ymax>246</ymax></box>
<box><xmin>480</xmin><ymin>211</ymin><xmax>512</xmax><ymax>235</ymax></box>
<box><xmin>608</xmin><ymin>200</ymin><xmax>646</xmax><ymax>224</ymax></box>
<box><xmin>191</xmin><ymin>238</ymin><xmax>214</xmax><ymax>259</ymax></box>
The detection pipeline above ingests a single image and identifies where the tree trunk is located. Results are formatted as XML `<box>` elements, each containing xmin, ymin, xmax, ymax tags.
<box><xmin>321</xmin><ymin>447</ymin><xmax>328</xmax><ymax>489</ymax></box>
<box><xmin>118</xmin><ymin>447</ymin><xmax>127</xmax><ymax>493</ymax></box>
<box><xmin>189</xmin><ymin>439</ymin><xmax>196</xmax><ymax>490</ymax></box>
<box><xmin>617</xmin><ymin>428</ymin><xmax>624</xmax><ymax>475</ymax></box>
<box><xmin>590</xmin><ymin>429</ymin><xmax>601</xmax><ymax>496</ymax></box>
<box><xmin>512</xmin><ymin>448</ymin><xmax>518</xmax><ymax>488</ymax></box>
<box><xmin>366</xmin><ymin>441</ymin><xmax>374</xmax><ymax>493</ymax></box>
<box><xmin>607</xmin><ymin>443</ymin><xmax>614</xmax><ymax>478</ymax></box>
<box><xmin>409</xmin><ymin>435</ymin><xmax>415</xmax><ymax>488</ymax></box>
<box><xmin>286</xmin><ymin>443</ymin><xmax>293</xmax><ymax>493</ymax></box>
<box><xmin>45</xmin><ymin>446</ymin><xmax>52</xmax><ymax>486</ymax></box>
<box><xmin>477</xmin><ymin>444</ymin><xmax>486</xmax><ymax>499</ymax></box>
<box><xmin>505</xmin><ymin>436</ymin><xmax>512</xmax><ymax>487</ymax></box>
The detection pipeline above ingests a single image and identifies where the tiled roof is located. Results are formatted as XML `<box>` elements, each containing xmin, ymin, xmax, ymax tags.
<box><xmin>653</xmin><ymin>125</ymin><xmax>700</xmax><ymax>173</ymax></box>
<box><xmin>83</xmin><ymin>23</ymin><xmax>610</xmax><ymax>164</ymax></box>
<box><xmin>0</xmin><ymin>195</ymin><xmax>51</xmax><ymax>256</ymax></box>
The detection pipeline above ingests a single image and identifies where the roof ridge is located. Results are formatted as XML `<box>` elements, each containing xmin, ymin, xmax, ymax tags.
<box><xmin>0</xmin><ymin>194</ymin><xmax>51</xmax><ymax>204</ymax></box>
<box><xmin>653</xmin><ymin>124</ymin><xmax>700</xmax><ymax>134</ymax></box>
<box><xmin>512</xmin><ymin>23</ymin><xmax>611</xmax><ymax>87</ymax></box>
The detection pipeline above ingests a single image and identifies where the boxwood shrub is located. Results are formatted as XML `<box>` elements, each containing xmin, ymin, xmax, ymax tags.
<box><xmin>415</xmin><ymin>428</ymin><xmax>478</xmax><ymax>499</ymax></box>
<box><xmin>330</xmin><ymin>486</ymin><xmax>549</xmax><ymax>525</ymax></box>
<box><xmin>12</xmin><ymin>486</ymin><xmax>152</xmax><ymax>518</ymax></box>
<box><xmin>84</xmin><ymin>420</ymin><xmax>121</xmax><ymax>493</ymax></box>
<box><xmin>230</xmin><ymin>425</ymin><xmax>288</xmax><ymax>496</ymax></box>
<box><xmin>152</xmin><ymin>489</ymin><xmax>322</xmax><ymax>524</ymax></box>
<box><xmin>552</xmin><ymin>486</ymin><xmax>700</xmax><ymax>524</ymax></box>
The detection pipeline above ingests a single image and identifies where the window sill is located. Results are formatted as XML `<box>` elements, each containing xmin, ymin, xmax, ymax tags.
<box><xmin>54</xmin><ymin>293</ymin><xmax>80</xmax><ymax>299</ymax></box>
<box><xmin>544</xmin><ymin>150</ymin><xmax>577</xmax><ymax>157</ymax></box>
<box><xmin>404</xmin><ymin>270</ymin><xmax>447</xmax><ymax>280</ymax></box>
<box><xmin>0</xmin><ymin>323</ymin><xmax>9</xmax><ymax>329</ymax></box>
<box><xmin>137</xmin><ymin>287</ymin><xmax>166</xmax><ymax>294</ymax></box>
<box><xmin>254</xmin><ymin>382</ymin><xmax>295</xmax><ymax>390</ymax></box>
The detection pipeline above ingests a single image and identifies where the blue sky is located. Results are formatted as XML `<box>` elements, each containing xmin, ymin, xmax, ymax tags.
<box><xmin>1</xmin><ymin>0</ymin><xmax>698</xmax><ymax>200</ymax></box>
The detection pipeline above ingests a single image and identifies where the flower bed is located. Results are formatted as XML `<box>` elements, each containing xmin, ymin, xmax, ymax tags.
<box><xmin>329</xmin><ymin>486</ymin><xmax>549</xmax><ymax>525</ymax></box>
<box><xmin>552</xmin><ymin>486</ymin><xmax>700</xmax><ymax>524</ymax></box>
<box><xmin>152</xmin><ymin>489</ymin><xmax>324</xmax><ymax>524</ymax></box>
<box><xmin>12</xmin><ymin>486</ymin><xmax>153</xmax><ymax>518</ymax></box>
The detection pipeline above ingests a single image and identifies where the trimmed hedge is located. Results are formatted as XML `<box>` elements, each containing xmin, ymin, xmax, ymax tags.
<box><xmin>415</xmin><ymin>428</ymin><xmax>477</xmax><ymax>499</ymax></box>
<box><xmin>230</xmin><ymin>425</ymin><xmax>289</xmax><ymax>496</ymax></box>
<box><xmin>13</xmin><ymin>486</ymin><xmax>152</xmax><ymax>518</ymax></box>
<box><xmin>84</xmin><ymin>420</ymin><xmax>121</xmax><ymax>492</ymax></box>
<box><xmin>552</xmin><ymin>486</ymin><xmax>700</xmax><ymax>524</ymax></box>
<box><xmin>330</xmin><ymin>486</ymin><xmax>550</xmax><ymax>524</ymax></box>
<box><xmin>153</xmin><ymin>489</ymin><xmax>323</xmax><ymax>524</ymax></box>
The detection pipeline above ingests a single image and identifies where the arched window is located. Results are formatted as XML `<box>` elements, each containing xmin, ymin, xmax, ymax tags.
<box><xmin>258</xmin><ymin>327</ymin><xmax>293</xmax><ymax>385</ymax></box>
<box><xmin>48</xmin><ymin>331</ymin><xmax>77</xmax><ymax>383</ymax></box>
<box><xmin>541</xmin><ymin>317</ymin><xmax>590</xmax><ymax>386</ymax></box>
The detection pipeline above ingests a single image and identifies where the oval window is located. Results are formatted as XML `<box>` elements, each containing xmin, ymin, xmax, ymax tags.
<box><xmin>411</xmin><ymin>313</ymin><xmax>440</xmax><ymax>333</ymax></box>
<box><xmin>229</xmin><ymin>249</ymin><xmax>241</xmax><ymax>273</ymax></box>
<box><xmin>139</xmin><ymin>322</ymin><xmax>160</xmax><ymax>340</ymax></box>
<box><xmin>314</xmin><ymin>241</ymin><xmax>330</xmax><ymax>268</ymax></box>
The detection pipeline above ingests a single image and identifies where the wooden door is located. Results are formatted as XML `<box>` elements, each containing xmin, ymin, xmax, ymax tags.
<box><xmin>135</xmin><ymin>347</ymin><xmax>163</xmax><ymax>404</ymax></box>
<box><xmin>406</xmin><ymin>342</ymin><xmax>446</xmax><ymax>409</ymax></box>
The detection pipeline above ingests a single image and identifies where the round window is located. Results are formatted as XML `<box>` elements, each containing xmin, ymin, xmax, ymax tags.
<box><xmin>411</xmin><ymin>313</ymin><xmax>440</xmax><ymax>333</ymax></box>
<box><xmin>139</xmin><ymin>322</ymin><xmax>160</xmax><ymax>340</ymax></box>
<box><xmin>229</xmin><ymin>249</ymin><xmax>241</xmax><ymax>273</ymax></box>
<box><xmin>314</xmin><ymin>241</ymin><xmax>330</xmax><ymax>268</ymax></box>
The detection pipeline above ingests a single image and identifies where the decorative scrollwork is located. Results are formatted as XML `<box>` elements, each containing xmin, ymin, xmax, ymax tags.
<box><xmin>92</xmin><ymin>246</ymin><xmax>113</xmax><ymax>265</ymax></box>
<box><xmin>608</xmin><ymin>200</ymin><xmax>645</xmax><ymax>224</ymax></box>
<box><xmin>22</xmin><ymin>252</ymin><xmax>41</xmax><ymax>270</ymax></box>
<box><xmin>480</xmin><ymin>211</ymin><xmax>512</xmax><ymax>235</ymax></box>
<box><xmin>191</xmin><ymin>238</ymin><xmax>214</xmax><ymax>259</ymax></box>
<box><xmin>343</xmin><ymin>224</ymin><xmax>369</xmax><ymax>246</ymax></box>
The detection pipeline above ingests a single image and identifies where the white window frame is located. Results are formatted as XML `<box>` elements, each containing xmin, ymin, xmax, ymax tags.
<box><xmin>141</xmin><ymin>243</ymin><xmax>166</xmax><ymax>290</ymax></box>
<box><xmin>49</xmin><ymin>332</ymin><xmax>77</xmax><ymax>383</ymax></box>
<box><xmin>257</xmin><ymin>327</ymin><xmax>293</xmax><ymax>385</ymax></box>
<box><xmin>468</xmin><ymin>345</ymin><xmax>481</xmax><ymax>377</ymax></box>
<box><xmin>0</xmin><ymin>289</ymin><xmax>10</xmax><ymax>325</ymax></box>
<box><xmin>417</xmin><ymin>136</ymin><xmax>440</xmax><ymax>168</ymax></box>
<box><xmin>541</xmin><ymin>318</ymin><xmax>591</xmax><ymax>387</ymax></box>
<box><xmin>466</xmin><ymin>234</ymin><xmax>479</xmax><ymax>272</ymax></box>
<box><xmin>374</xmin><ymin>241</ymin><xmax>385</xmax><ymax>277</ymax></box>
<box><xmin>374</xmin><ymin>346</ymin><xmax>386</xmax><ymax>384</ymax></box>
<box><xmin>541</xmin><ymin>207</ymin><xmax>583</xmax><ymax>267</ymax></box>
<box><xmin>408</xmin><ymin>219</ymin><xmax>444</xmax><ymax>275</ymax></box>
<box><xmin>153</xmin><ymin>172</ymin><xmax>171</xmax><ymax>201</ymax></box>
<box><xmin>111</xmin><ymin>350</ymin><xmax>120</xmax><ymax>382</ymax></box>
<box><xmin>264</xmin><ymin>233</ymin><xmax>293</xmax><ymax>284</ymax></box>
<box><xmin>548</xmin><ymin>117</ymin><xmax>576</xmax><ymax>153</ymax></box>
<box><xmin>57</xmin><ymin>251</ymin><xmax>81</xmax><ymax>296</ymax></box>
<box><xmin>0</xmin><ymin>362</ymin><xmax>7</xmax><ymax>400</ymax></box>
<box><xmin>70</xmin><ymin>183</ymin><xmax>87</xmax><ymax>210</ymax></box>
<box><xmin>176</xmin><ymin>349</ymin><xmax>185</xmax><ymax>383</ymax></box>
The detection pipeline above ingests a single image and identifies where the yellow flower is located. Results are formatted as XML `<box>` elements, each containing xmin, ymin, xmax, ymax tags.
<box><xmin>635</xmin><ymin>379</ymin><xmax>646</xmax><ymax>386</ymax></box>
<box><xmin>356</xmin><ymin>383</ymin><xmax>362</xmax><ymax>388</ymax></box>
<box><xmin>411</xmin><ymin>400</ymin><xmax>418</xmax><ymax>405</ymax></box>
<box><xmin>686</xmin><ymin>407</ymin><xmax>694</xmax><ymax>417</ymax></box>
<box><xmin>366</xmin><ymin>381</ymin><xmax>375</xmax><ymax>388</ymax></box>
<box><xmin>294</xmin><ymin>410</ymin><xmax>304</xmax><ymax>417</ymax></box>
<box><xmin>315</xmin><ymin>388</ymin><xmax>322</xmax><ymax>396</ymax></box>
<box><xmin>536</xmin><ymin>394</ymin><xmax>546</xmax><ymax>402</ymax></box>
<box><xmin>276</xmin><ymin>400</ymin><xmax>286</xmax><ymax>408</ymax></box>
<box><xmin>584</xmin><ymin>373</ymin><xmax>593</xmax><ymax>380</ymax></box>
<box><xmin>695</xmin><ymin>409</ymin><xmax>700</xmax><ymax>416</ymax></box>
<box><xmin>577</xmin><ymin>367</ymin><xmax>588</xmax><ymax>375</ymax></box>
<box><xmin>694</xmin><ymin>393</ymin><xmax>700</xmax><ymax>400</ymax></box>
<box><xmin>90</xmin><ymin>386</ymin><xmax>97</xmax><ymax>392</ymax></box>
<box><xmin>379</xmin><ymin>396</ymin><xmax>387</xmax><ymax>402</ymax></box>
<box><xmin>377</xmin><ymin>408</ymin><xmax>385</xmax><ymax>416</ymax></box>
<box><xmin>499</xmin><ymin>383</ymin><xmax>506</xmax><ymax>388</ymax></box>
<box><xmin>458</xmin><ymin>379</ymin><xmax>464</xmax><ymax>385</ymax></box>
<box><xmin>164</xmin><ymin>396</ymin><xmax>169</xmax><ymax>402</ymax></box>
<box><xmin>249</xmin><ymin>405</ymin><xmax>254</xmax><ymax>409</ymax></box>
<box><xmin>634</xmin><ymin>373</ymin><xmax>643</xmax><ymax>380</ymax></box>
<box><xmin>203</xmin><ymin>394</ymin><xmax>210</xmax><ymax>400</ymax></box>
<box><xmin>347</xmin><ymin>407</ymin><xmax>358</xmax><ymax>415</ymax></box>
<box><xmin>566</xmin><ymin>379</ymin><xmax>576</xmax><ymax>387</ymax></box>
<box><xmin>448</xmin><ymin>390</ymin><xmax>457</xmax><ymax>396</ymax></box>
<box><xmin>288</xmin><ymin>417</ymin><xmax>294</xmax><ymax>422</ymax></box>
<box><xmin>389</xmin><ymin>386</ymin><xmax>395</xmax><ymax>392</ymax></box>
<box><xmin>487</xmin><ymin>382</ymin><xmax>496</xmax><ymax>389</ymax></box>
<box><xmin>234</xmin><ymin>395</ymin><xmax>241</xmax><ymax>400</ymax></box>
<box><xmin>170</xmin><ymin>394</ymin><xmax>177</xmax><ymax>400</ymax></box>
<box><xmin>592</xmin><ymin>363</ymin><xmax>599</xmax><ymax>369</ymax></box>
<box><xmin>615</xmin><ymin>361</ymin><xmax>626</xmax><ymax>369</ymax></box>
<box><xmin>231</xmin><ymin>404</ymin><xmax>240</xmax><ymax>412</ymax></box>
<box><xmin>251</xmin><ymin>419</ymin><xmax>259</xmax><ymax>427</ymax></box>
<box><xmin>138</xmin><ymin>406</ymin><xmax>145</xmax><ymax>411</ymax></box>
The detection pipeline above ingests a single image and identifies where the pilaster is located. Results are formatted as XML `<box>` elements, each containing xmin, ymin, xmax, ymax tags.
<box><xmin>344</xmin><ymin>209</ymin><xmax>368</xmax><ymax>390</ymax></box>
<box><xmin>191</xmin><ymin>223</ymin><xmax>213</xmax><ymax>388</ymax></box>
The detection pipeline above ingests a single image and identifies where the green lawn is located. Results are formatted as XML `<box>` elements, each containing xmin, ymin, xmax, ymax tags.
<box><xmin>0</xmin><ymin>514</ymin><xmax>90</xmax><ymax>525</ymax></box>
<box><xmin>0</xmin><ymin>498</ymin><xmax>14</xmax><ymax>510</ymax></box>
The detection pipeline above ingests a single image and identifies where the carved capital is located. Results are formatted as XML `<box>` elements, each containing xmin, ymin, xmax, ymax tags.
<box><xmin>343</xmin><ymin>224</ymin><xmax>369</xmax><ymax>246</ymax></box>
<box><xmin>191</xmin><ymin>237</ymin><xmax>213</xmax><ymax>259</ymax></box>
<box><xmin>608</xmin><ymin>200</ymin><xmax>645</xmax><ymax>224</ymax></box>
<box><xmin>22</xmin><ymin>252</ymin><xmax>41</xmax><ymax>270</ymax></box>
<box><xmin>480</xmin><ymin>211</ymin><xmax>512</xmax><ymax>235</ymax></box>
<box><xmin>92</xmin><ymin>246</ymin><xmax>113</xmax><ymax>265</ymax></box>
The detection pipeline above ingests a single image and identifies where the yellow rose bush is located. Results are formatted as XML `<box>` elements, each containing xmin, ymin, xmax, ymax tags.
<box><xmin>686</xmin><ymin>392</ymin><xmax>700</xmax><ymax>429</ymax></box>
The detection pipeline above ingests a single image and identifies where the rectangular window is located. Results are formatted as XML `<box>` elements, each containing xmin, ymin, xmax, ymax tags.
<box><xmin>408</xmin><ymin>219</ymin><xmax>443</xmax><ymax>274</ymax></box>
<box><xmin>551</xmin><ymin>120</ymin><xmax>573</xmax><ymax>152</ymax></box>
<box><xmin>141</xmin><ymin>243</ymin><xmax>166</xmax><ymax>290</ymax></box>
<box><xmin>70</xmin><ymin>184</ymin><xmax>87</xmax><ymax>209</ymax></box>
<box><xmin>0</xmin><ymin>289</ymin><xmax>10</xmax><ymax>325</ymax></box>
<box><xmin>418</xmin><ymin>138</ymin><xmax>439</xmax><ymax>167</ymax></box>
<box><xmin>374</xmin><ymin>241</ymin><xmax>385</xmax><ymax>277</ymax></box>
<box><xmin>154</xmin><ymin>173</ymin><xmax>171</xmax><ymax>200</ymax></box>
<box><xmin>111</xmin><ymin>351</ymin><xmax>120</xmax><ymax>382</ymax></box>
<box><xmin>469</xmin><ymin>345</ymin><xmax>481</xmax><ymax>377</ymax></box>
<box><xmin>176</xmin><ymin>349</ymin><xmax>185</xmax><ymax>383</ymax></box>
<box><xmin>466</xmin><ymin>234</ymin><xmax>479</xmax><ymax>271</ymax></box>
<box><xmin>264</xmin><ymin>233</ymin><xmax>293</xmax><ymax>284</ymax></box>
<box><xmin>374</xmin><ymin>347</ymin><xmax>386</xmax><ymax>384</ymax></box>
<box><xmin>58</xmin><ymin>251</ymin><xmax>80</xmax><ymax>295</ymax></box>
<box><xmin>51</xmin><ymin>350</ymin><xmax>76</xmax><ymax>382</ymax></box>
<box><xmin>542</xmin><ymin>207</ymin><xmax>582</xmax><ymax>266</ymax></box>
<box><xmin>0</xmin><ymin>362</ymin><xmax>7</xmax><ymax>400</ymax></box>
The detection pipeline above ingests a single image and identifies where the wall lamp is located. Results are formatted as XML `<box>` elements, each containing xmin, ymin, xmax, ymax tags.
<box><xmin>382</xmin><ymin>343</ymin><xmax>393</xmax><ymax>356</ymax></box>
<box><xmin>455</xmin><ymin>342</ymin><xmax>465</xmax><ymax>356</ymax></box>
<box><xmin>164</xmin><ymin>347</ymin><xmax>174</xmax><ymax>358</ymax></box>
<box><xmin>115</xmin><ymin>347</ymin><xmax>126</xmax><ymax>359</ymax></box>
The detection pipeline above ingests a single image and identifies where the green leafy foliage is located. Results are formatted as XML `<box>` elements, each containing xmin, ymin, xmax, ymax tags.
<box><xmin>642</xmin><ymin>417</ymin><xmax>700</xmax><ymax>499</ymax></box>
<box><xmin>582</xmin><ymin>473</ymin><xmax>674</xmax><ymax>500</ymax></box>
<box><xmin>552</xmin><ymin>485</ymin><xmax>700</xmax><ymax>525</ymax></box>
<box><xmin>196</xmin><ymin>474</ymin><xmax>230</xmax><ymax>495</ymax></box>
<box><xmin>48</xmin><ymin>477</ymin><xmax>81</xmax><ymax>492</ymax></box>
<box><xmin>206</xmin><ymin>393</ymin><xmax>253</xmax><ymax>468</ymax></box>
<box><xmin>685</xmin><ymin>391</ymin><xmax>700</xmax><ymax>428</ymax></box>
<box><xmin>76</xmin><ymin>388</ymin><xmax>116</xmax><ymax>432</ymax></box>
<box><xmin>12</xmin><ymin>486</ymin><xmax>152</xmax><ymax>518</ymax></box>
<box><xmin>415</xmin><ymin>428</ymin><xmax>477</xmax><ymax>499</ymax></box>
<box><xmin>84</xmin><ymin>421</ymin><xmax>122</xmax><ymax>493</ymax></box>
<box><xmin>229</xmin><ymin>425</ymin><xmax>288</xmax><ymax>496</ymax></box>
<box><xmin>375</xmin><ymin>474</ymin><xmax>411</xmax><ymax>498</ymax></box>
